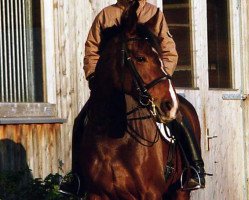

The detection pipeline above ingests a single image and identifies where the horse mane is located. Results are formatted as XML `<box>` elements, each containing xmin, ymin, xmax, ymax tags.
<box><xmin>99</xmin><ymin>24</ymin><xmax>162</xmax><ymax>55</ymax></box>
<box><xmin>98</xmin><ymin>26</ymin><xmax>122</xmax><ymax>53</ymax></box>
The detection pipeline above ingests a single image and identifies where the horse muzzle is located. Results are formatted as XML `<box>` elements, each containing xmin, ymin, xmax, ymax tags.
<box><xmin>154</xmin><ymin>101</ymin><xmax>178</xmax><ymax>123</ymax></box>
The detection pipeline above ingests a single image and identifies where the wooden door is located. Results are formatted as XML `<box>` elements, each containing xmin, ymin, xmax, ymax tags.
<box><xmin>196</xmin><ymin>1</ymin><xmax>249</xmax><ymax>199</ymax></box>
<box><xmin>163</xmin><ymin>0</ymin><xmax>249</xmax><ymax>199</ymax></box>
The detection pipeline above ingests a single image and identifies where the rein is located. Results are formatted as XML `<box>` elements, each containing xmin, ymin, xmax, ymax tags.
<box><xmin>126</xmin><ymin>103</ymin><xmax>160</xmax><ymax>147</ymax></box>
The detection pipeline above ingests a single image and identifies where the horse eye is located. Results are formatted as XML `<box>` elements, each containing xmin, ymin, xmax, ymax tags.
<box><xmin>135</xmin><ymin>56</ymin><xmax>146</xmax><ymax>62</ymax></box>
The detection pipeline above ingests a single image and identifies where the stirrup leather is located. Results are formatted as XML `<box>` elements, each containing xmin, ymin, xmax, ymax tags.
<box><xmin>180</xmin><ymin>166</ymin><xmax>203</xmax><ymax>191</ymax></box>
<box><xmin>59</xmin><ymin>172</ymin><xmax>81</xmax><ymax>197</ymax></box>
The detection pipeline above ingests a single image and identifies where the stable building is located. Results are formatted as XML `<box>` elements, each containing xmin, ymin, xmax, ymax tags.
<box><xmin>0</xmin><ymin>0</ymin><xmax>248</xmax><ymax>199</ymax></box>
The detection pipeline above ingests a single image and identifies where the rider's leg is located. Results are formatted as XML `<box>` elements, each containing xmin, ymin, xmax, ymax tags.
<box><xmin>179</xmin><ymin>117</ymin><xmax>205</xmax><ymax>188</ymax></box>
<box><xmin>170</xmin><ymin>116</ymin><xmax>205</xmax><ymax>190</ymax></box>
<box><xmin>72</xmin><ymin>100</ymin><xmax>90</xmax><ymax>172</ymax></box>
<box><xmin>60</xmin><ymin>77</ymin><xmax>96</xmax><ymax>197</ymax></box>
<box><xmin>59</xmin><ymin>100</ymin><xmax>90</xmax><ymax>197</ymax></box>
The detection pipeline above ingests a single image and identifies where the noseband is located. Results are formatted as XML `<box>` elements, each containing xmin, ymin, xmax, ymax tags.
<box><xmin>121</xmin><ymin>37</ymin><xmax>172</xmax><ymax>117</ymax></box>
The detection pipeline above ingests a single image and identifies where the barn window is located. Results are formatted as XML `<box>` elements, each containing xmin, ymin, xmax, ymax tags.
<box><xmin>163</xmin><ymin>0</ymin><xmax>193</xmax><ymax>87</ymax></box>
<box><xmin>0</xmin><ymin>0</ymin><xmax>43</xmax><ymax>102</ymax></box>
<box><xmin>207</xmin><ymin>0</ymin><xmax>231</xmax><ymax>88</ymax></box>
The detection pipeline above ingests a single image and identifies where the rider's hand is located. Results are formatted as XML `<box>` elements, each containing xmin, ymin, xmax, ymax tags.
<box><xmin>87</xmin><ymin>73</ymin><xmax>95</xmax><ymax>90</ymax></box>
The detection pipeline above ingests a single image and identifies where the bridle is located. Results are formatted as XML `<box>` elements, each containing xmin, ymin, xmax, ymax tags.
<box><xmin>121</xmin><ymin>36</ymin><xmax>172</xmax><ymax>118</ymax></box>
<box><xmin>120</xmin><ymin>36</ymin><xmax>173</xmax><ymax>146</ymax></box>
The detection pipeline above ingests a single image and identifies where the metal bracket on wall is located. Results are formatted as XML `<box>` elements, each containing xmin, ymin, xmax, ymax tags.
<box><xmin>205</xmin><ymin>128</ymin><xmax>217</xmax><ymax>151</ymax></box>
<box><xmin>222</xmin><ymin>93</ymin><xmax>248</xmax><ymax>100</ymax></box>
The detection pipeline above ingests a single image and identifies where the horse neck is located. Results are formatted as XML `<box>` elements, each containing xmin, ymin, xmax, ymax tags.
<box><xmin>90</xmin><ymin>86</ymin><xmax>126</xmax><ymax>117</ymax></box>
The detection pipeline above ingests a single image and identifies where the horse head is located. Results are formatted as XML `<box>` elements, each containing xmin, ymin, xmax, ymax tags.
<box><xmin>94</xmin><ymin>0</ymin><xmax>178</xmax><ymax>123</ymax></box>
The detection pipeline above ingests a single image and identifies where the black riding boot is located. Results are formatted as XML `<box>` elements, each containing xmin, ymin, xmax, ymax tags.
<box><xmin>170</xmin><ymin>118</ymin><xmax>206</xmax><ymax>190</ymax></box>
<box><xmin>59</xmin><ymin>100</ymin><xmax>90</xmax><ymax>197</ymax></box>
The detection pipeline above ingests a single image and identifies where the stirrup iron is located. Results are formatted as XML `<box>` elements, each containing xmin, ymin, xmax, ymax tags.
<box><xmin>180</xmin><ymin>166</ymin><xmax>202</xmax><ymax>191</ymax></box>
<box><xmin>59</xmin><ymin>172</ymin><xmax>81</xmax><ymax>197</ymax></box>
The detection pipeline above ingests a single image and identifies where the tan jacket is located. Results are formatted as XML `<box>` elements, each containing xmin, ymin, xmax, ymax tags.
<box><xmin>84</xmin><ymin>0</ymin><xmax>178</xmax><ymax>79</ymax></box>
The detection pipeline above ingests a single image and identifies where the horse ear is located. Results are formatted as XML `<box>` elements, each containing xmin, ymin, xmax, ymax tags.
<box><xmin>121</xmin><ymin>0</ymin><xmax>139</xmax><ymax>34</ymax></box>
<box><xmin>143</xmin><ymin>8</ymin><xmax>160</xmax><ymax>33</ymax></box>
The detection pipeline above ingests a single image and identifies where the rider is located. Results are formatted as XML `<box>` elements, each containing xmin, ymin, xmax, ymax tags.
<box><xmin>84</xmin><ymin>0</ymin><xmax>178</xmax><ymax>83</ymax></box>
<box><xmin>60</xmin><ymin>0</ymin><xmax>206</xmax><ymax>196</ymax></box>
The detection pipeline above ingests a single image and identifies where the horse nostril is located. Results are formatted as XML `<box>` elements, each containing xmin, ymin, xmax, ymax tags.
<box><xmin>161</xmin><ymin>101</ymin><xmax>173</xmax><ymax>111</ymax></box>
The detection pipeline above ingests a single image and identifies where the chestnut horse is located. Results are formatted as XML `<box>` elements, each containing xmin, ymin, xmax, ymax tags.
<box><xmin>73</xmin><ymin>2</ymin><xmax>201</xmax><ymax>200</ymax></box>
